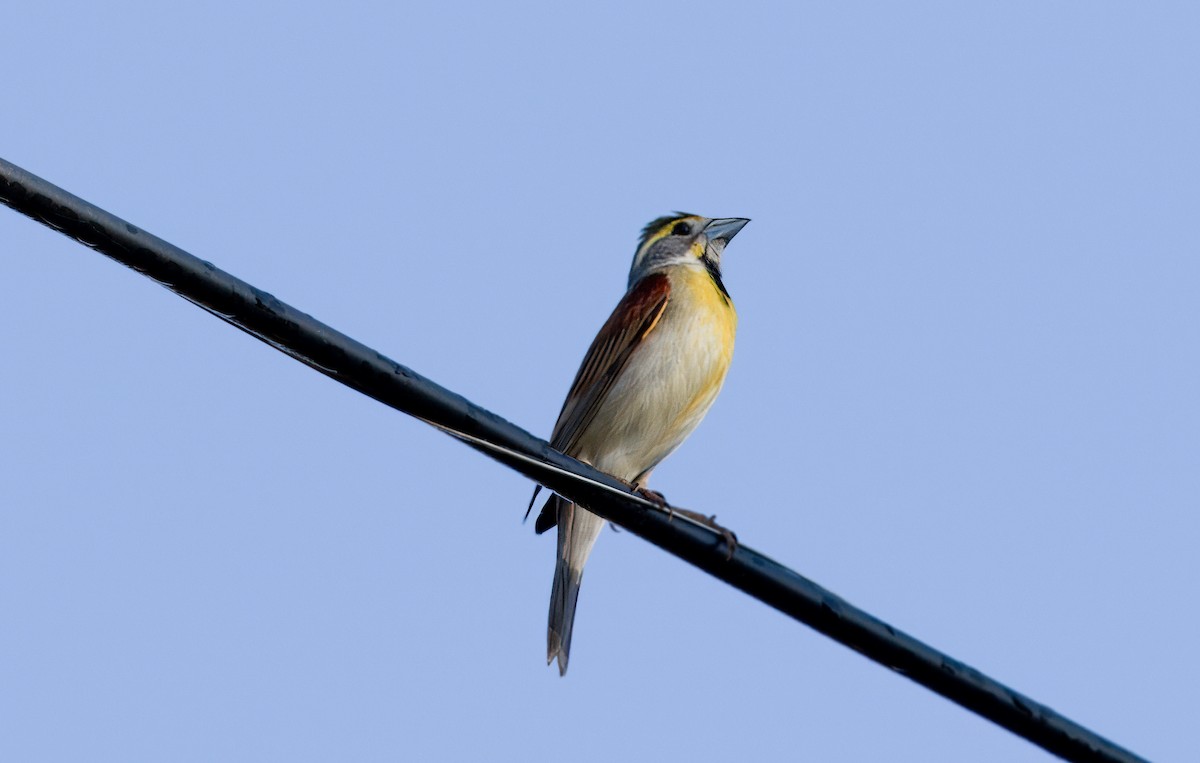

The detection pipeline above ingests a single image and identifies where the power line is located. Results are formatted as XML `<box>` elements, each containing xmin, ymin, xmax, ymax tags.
<box><xmin>0</xmin><ymin>157</ymin><xmax>1149</xmax><ymax>763</ymax></box>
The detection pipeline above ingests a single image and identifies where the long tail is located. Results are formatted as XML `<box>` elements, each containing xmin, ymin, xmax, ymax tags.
<box><xmin>546</xmin><ymin>495</ymin><xmax>606</xmax><ymax>675</ymax></box>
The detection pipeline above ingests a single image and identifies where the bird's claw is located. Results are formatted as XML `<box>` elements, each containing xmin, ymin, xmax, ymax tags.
<box><xmin>631</xmin><ymin>482</ymin><xmax>669</xmax><ymax>508</ymax></box>
<box><xmin>670</xmin><ymin>508</ymin><xmax>739</xmax><ymax>561</ymax></box>
<box><xmin>628</xmin><ymin>482</ymin><xmax>736</xmax><ymax>559</ymax></box>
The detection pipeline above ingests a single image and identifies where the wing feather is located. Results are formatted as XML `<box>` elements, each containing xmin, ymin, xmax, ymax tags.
<box><xmin>531</xmin><ymin>273</ymin><xmax>670</xmax><ymax>534</ymax></box>
<box><xmin>550</xmin><ymin>272</ymin><xmax>671</xmax><ymax>455</ymax></box>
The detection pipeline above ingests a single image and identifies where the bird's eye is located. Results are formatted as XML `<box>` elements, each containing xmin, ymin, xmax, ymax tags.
<box><xmin>672</xmin><ymin>222</ymin><xmax>692</xmax><ymax>236</ymax></box>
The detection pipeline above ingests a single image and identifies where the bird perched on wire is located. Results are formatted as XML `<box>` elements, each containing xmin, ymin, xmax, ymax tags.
<box><xmin>529</xmin><ymin>213</ymin><xmax>749</xmax><ymax>675</ymax></box>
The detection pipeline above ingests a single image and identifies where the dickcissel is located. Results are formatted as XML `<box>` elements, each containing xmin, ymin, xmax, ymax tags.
<box><xmin>529</xmin><ymin>213</ymin><xmax>749</xmax><ymax>675</ymax></box>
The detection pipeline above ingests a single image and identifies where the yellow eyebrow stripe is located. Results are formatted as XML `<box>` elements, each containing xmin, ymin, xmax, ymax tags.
<box><xmin>642</xmin><ymin>223</ymin><xmax>676</xmax><ymax>248</ymax></box>
<box><xmin>641</xmin><ymin>216</ymin><xmax>702</xmax><ymax>251</ymax></box>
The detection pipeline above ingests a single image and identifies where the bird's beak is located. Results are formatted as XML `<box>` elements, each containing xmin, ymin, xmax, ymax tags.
<box><xmin>704</xmin><ymin>217</ymin><xmax>750</xmax><ymax>245</ymax></box>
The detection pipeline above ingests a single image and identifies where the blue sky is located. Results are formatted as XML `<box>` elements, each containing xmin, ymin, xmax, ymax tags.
<box><xmin>2</xmin><ymin>3</ymin><xmax>1196</xmax><ymax>761</ymax></box>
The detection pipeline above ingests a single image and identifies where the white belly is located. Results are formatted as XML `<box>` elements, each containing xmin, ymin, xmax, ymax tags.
<box><xmin>575</xmin><ymin>294</ymin><xmax>733</xmax><ymax>481</ymax></box>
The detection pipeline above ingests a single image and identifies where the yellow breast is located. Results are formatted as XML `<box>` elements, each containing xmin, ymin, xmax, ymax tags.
<box><xmin>665</xmin><ymin>265</ymin><xmax>737</xmax><ymax>427</ymax></box>
<box><xmin>576</xmin><ymin>263</ymin><xmax>737</xmax><ymax>479</ymax></box>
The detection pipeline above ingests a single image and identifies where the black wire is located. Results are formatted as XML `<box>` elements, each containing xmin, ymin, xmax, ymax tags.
<box><xmin>0</xmin><ymin>157</ymin><xmax>1150</xmax><ymax>763</ymax></box>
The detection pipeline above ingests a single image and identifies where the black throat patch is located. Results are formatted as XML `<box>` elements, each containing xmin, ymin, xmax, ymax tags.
<box><xmin>703</xmin><ymin>255</ymin><xmax>731</xmax><ymax>304</ymax></box>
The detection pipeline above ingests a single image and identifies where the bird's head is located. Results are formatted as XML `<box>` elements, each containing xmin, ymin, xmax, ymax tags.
<box><xmin>629</xmin><ymin>213</ymin><xmax>750</xmax><ymax>287</ymax></box>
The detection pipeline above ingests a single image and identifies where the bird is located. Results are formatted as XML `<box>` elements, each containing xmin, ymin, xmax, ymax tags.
<box><xmin>530</xmin><ymin>213</ymin><xmax>749</xmax><ymax>675</ymax></box>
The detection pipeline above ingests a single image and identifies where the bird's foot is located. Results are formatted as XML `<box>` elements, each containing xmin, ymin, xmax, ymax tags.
<box><xmin>668</xmin><ymin>508</ymin><xmax>739</xmax><ymax>561</ymax></box>
<box><xmin>629</xmin><ymin>482</ymin><xmax>680</xmax><ymax>523</ymax></box>
<box><xmin>634</xmin><ymin>485</ymin><xmax>669</xmax><ymax>508</ymax></box>
<box><xmin>628</xmin><ymin>481</ymin><xmax>737</xmax><ymax>560</ymax></box>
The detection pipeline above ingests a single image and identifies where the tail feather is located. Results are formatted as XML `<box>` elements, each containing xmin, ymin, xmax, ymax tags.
<box><xmin>534</xmin><ymin>496</ymin><xmax>557</xmax><ymax>535</ymax></box>
<box><xmin>545</xmin><ymin>496</ymin><xmax>606</xmax><ymax>675</ymax></box>
<box><xmin>547</xmin><ymin>555</ymin><xmax>584</xmax><ymax>675</ymax></box>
